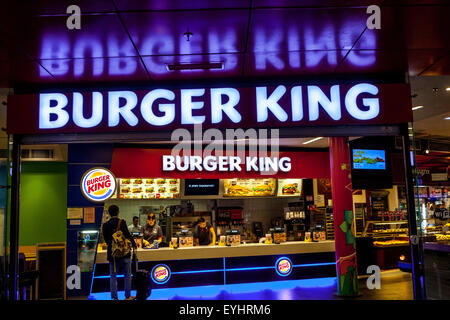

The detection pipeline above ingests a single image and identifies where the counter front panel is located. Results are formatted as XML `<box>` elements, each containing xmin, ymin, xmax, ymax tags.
<box><xmin>92</xmin><ymin>241</ymin><xmax>336</xmax><ymax>292</ymax></box>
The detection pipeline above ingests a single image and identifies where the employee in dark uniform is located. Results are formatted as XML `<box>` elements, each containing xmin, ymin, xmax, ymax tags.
<box><xmin>193</xmin><ymin>217</ymin><xmax>216</xmax><ymax>246</ymax></box>
<box><xmin>141</xmin><ymin>212</ymin><xmax>163</xmax><ymax>248</ymax></box>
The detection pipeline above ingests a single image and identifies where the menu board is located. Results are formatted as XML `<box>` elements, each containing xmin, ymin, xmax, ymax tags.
<box><xmin>223</xmin><ymin>178</ymin><xmax>276</xmax><ymax>197</ymax></box>
<box><xmin>277</xmin><ymin>179</ymin><xmax>302</xmax><ymax>196</ymax></box>
<box><xmin>119</xmin><ymin>178</ymin><xmax>180</xmax><ymax>199</ymax></box>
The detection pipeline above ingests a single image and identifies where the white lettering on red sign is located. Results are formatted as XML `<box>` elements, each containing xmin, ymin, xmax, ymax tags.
<box><xmin>39</xmin><ymin>84</ymin><xmax>380</xmax><ymax>129</ymax></box>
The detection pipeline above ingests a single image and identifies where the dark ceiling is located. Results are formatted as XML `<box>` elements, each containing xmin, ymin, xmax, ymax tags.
<box><xmin>1</xmin><ymin>0</ymin><xmax>449</xmax><ymax>88</ymax></box>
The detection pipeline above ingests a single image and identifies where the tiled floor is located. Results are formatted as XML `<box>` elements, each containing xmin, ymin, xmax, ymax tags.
<box><xmin>85</xmin><ymin>269</ymin><xmax>413</xmax><ymax>300</ymax></box>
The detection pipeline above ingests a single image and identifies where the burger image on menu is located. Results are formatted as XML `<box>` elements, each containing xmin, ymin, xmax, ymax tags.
<box><xmin>282</xmin><ymin>184</ymin><xmax>298</xmax><ymax>195</ymax></box>
<box><xmin>146</xmin><ymin>187</ymin><xmax>155</xmax><ymax>193</ymax></box>
<box><xmin>132</xmin><ymin>187</ymin><xmax>142</xmax><ymax>193</ymax></box>
<box><xmin>169</xmin><ymin>179</ymin><xmax>178</xmax><ymax>184</ymax></box>
<box><xmin>158</xmin><ymin>187</ymin><xmax>166</xmax><ymax>193</ymax></box>
<box><xmin>121</xmin><ymin>179</ymin><xmax>130</xmax><ymax>184</ymax></box>
<box><xmin>252</xmin><ymin>184</ymin><xmax>273</xmax><ymax>196</ymax></box>
<box><xmin>121</xmin><ymin>186</ymin><xmax>130</xmax><ymax>193</ymax></box>
<box><xmin>134</xmin><ymin>179</ymin><xmax>143</xmax><ymax>184</ymax></box>
<box><xmin>157</xmin><ymin>179</ymin><xmax>166</xmax><ymax>185</ymax></box>
<box><xmin>145</xmin><ymin>179</ymin><xmax>154</xmax><ymax>184</ymax></box>
<box><xmin>170</xmin><ymin>186</ymin><xmax>178</xmax><ymax>193</ymax></box>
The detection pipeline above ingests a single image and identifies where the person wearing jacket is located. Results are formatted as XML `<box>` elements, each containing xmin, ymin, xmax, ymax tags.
<box><xmin>102</xmin><ymin>205</ymin><xmax>137</xmax><ymax>300</ymax></box>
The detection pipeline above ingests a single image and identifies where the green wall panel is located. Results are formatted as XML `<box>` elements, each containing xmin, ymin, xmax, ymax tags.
<box><xmin>19</xmin><ymin>162</ymin><xmax>67</xmax><ymax>246</ymax></box>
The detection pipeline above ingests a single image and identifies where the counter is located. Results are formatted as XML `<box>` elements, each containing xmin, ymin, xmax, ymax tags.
<box><xmin>91</xmin><ymin>241</ymin><xmax>337</xmax><ymax>293</ymax></box>
<box><xmin>423</xmin><ymin>241</ymin><xmax>450</xmax><ymax>253</ymax></box>
<box><xmin>95</xmin><ymin>240</ymin><xmax>335</xmax><ymax>264</ymax></box>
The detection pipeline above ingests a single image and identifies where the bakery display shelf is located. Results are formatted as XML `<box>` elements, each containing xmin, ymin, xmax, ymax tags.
<box><xmin>366</xmin><ymin>221</ymin><xmax>408</xmax><ymax>225</ymax></box>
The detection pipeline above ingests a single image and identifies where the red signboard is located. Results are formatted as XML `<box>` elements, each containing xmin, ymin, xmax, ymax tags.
<box><xmin>110</xmin><ymin>148</ymin><xmax>330</xmax><ymax>179</ymax></box>
<box><xmin>7</xmin><ymin>83</ymin><xmax>412</xmax><ymax>134</ymax></box>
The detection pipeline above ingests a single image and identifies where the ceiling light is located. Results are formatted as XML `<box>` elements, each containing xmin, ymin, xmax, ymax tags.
<box><xmin>412</xmin><ymin>106</ymin><xmax>424</xmax><ymax>111</ymax></box>
<box><xmin>425</xmin><ymin>149</ymin><xmax>430</xmax><ymax>154</ymax></box>
<box><xmin>446</xmin><ymin>87</ymin><xmax>450</xmax><ymax>91</ymax></box>
<box><xmin>303</xmin><ymin>137</ymin><xmax>323</xmax><ymax>145</ymax></box>
<box><xmin>445</xmin><ymin>116</ymin><xmax>450</xmax><ymax>120</ymax></box>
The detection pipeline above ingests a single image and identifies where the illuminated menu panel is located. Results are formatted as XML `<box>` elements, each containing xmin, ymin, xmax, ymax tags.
<box><xmin>223</xmin><ymin>178</ymin><xmax>276</xmax><ymax>197</ymax></box>
<box><xmin>119</xmin><ymin>178</ymin><xmax>180</xmax><ymax>199</ymax></box>
<box><xmin>277</xmin><ymin>179</ymin><xmax>302</xmax><ymax>197</ymax></box>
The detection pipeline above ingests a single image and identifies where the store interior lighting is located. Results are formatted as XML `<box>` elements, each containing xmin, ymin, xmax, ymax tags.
<box><xmin>302</xmin><ymin>137</ymin><xmax>323</xmax><ymax>145</ymax></box>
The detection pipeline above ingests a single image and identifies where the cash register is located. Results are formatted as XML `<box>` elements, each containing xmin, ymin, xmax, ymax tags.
<box><xmin>225</xmin><ymin>229</ymin><xmax>241</xmax><ymax>246</ymax></box>
<box><xmin>176</xmin><ymin>229</ymin><xmax>193</xmax><ymax>247</ymax></box>
<box><xmin>270</xmin><ymin>227</ymin><xmax>287</xmax><ymax>243</ymax></box>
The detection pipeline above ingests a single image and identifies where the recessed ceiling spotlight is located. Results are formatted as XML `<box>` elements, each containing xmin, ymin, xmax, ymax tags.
<box><xmin>446</xmin><ymin>87</ymin><xmax>450</xmax><ymax>92</ymax></box>
<box><xmin>425</xmin><ymin>149</ymin><xmax>430</xmax><ymax>154</ymax></box>
<box><xmin>445</xmin><ymin>116</ymin><xmax>450</xmax><ymax>120</ymax></box>
<box><xmin>412</xmin><ymin>106</ymin><xmax>424</xmax><ymax>111</ymax></box>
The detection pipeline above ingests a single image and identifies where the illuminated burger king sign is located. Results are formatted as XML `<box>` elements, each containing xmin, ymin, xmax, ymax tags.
<box><xmin>276</xmin><ymin>257</ymin><xmax>293</xmax><ymax>277</ymax></box>
<box><xmin>151</xmin><ymin>264</ymin><xmax>171</xmax><ymax>284</ymax></box>
<box><xmin>81</xmin><ymin>168</ymin><xmax>117</xmax><ymax>202</ymax></box>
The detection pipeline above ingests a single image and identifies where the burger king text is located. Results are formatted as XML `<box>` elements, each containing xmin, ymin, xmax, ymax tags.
<box><xmin>86</xmin><ymin>174</ymin><xmax>112</xmax><ymax>193</ymax></box>
<box><xmin>163</xmin><ymin>155</ymin><xmax>291</xmax><ymax>173</ymax></box>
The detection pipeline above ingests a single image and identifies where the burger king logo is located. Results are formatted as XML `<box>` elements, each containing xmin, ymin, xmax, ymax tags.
<box><xmin>276</xmin><ymin>257</ymin><xmax>293</xmax><ymax>277</ymax></box>
<box><xmin>81</xmin><ymin>168</ymin><xmax>117</xmax><ymax>202</ymax></box>
<box><xmin>151</xmin><ymin>264</ymin><xmax>171</xmax><ymax>284</ymax></box>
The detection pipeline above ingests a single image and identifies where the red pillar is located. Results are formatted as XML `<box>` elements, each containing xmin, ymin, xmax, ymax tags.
<box><xmin>329</xmin><ymin>137</ymin><xmax>358</xmax><ymax>296</ymax></box>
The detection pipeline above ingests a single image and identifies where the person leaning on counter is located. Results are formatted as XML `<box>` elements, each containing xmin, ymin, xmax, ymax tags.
<box><xmin>142</xmin><ymin>212</ymin><xmax>163</xmax><ymax>247</ymax></box>
<box><xmin>194</xmin><ymin>217</ymin><xmax>216</xmax><ymax>246</ymax></box>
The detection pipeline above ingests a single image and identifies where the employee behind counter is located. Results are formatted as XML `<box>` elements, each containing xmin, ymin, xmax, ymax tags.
<box><xmin>194</xmin><ymin>217</ymin><xmax>216</xmax><ymax>246</ymax></box>
<box><xmin>141</xmin><ymin>212</ymin><xmax>163</xmax><ymax>248</ymax></box>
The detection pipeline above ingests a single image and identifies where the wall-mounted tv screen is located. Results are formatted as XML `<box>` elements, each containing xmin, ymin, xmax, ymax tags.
<box><xmin>352</xmin><ymin>149</ymin><xmax>386</xmax><ymax>170</ymax></box>
<box><xmin>184</xmin><ymin>179</ymin><xmax>219</xmax><ymax>196</ymax></box>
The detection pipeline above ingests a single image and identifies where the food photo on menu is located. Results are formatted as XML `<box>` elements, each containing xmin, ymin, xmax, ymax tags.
<box><xmin>223</xmin><ymin>179</ymin><xmax>276</xmax><ymax>197</ymax></box>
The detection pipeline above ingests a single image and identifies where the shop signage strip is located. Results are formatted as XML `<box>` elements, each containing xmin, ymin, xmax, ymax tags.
<box><xmin>110</xmin><ymin>148</ymin><xmax>331</xmax><ymax>179</ymax></box>
<box><xmin>7</xmin><ymin>83</ymin><xmax>412</xmax><ymax>134</ymax></box>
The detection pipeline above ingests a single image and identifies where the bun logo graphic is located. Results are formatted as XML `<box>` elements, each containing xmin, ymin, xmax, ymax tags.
<box><xmin>151</xmin><ymin>264</ymin><xmax>171</xmax><ymax>284</ymax></box>
<box><xmin>276</xmin><ymin>257</ymin><xmax>293</xmax><ymax>276</ymax></box>
<box><xmin>81</xmin><ymin>168</ymin><xmax>116</xmax><ymax>202</ymax></box>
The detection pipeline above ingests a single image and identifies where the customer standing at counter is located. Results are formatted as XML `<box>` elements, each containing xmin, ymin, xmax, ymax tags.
<box><xmin>194</xmin><ymin>217</ymin><xmax>216</xmax><ymax>246</ymax></box>
<box><xmin>142</xmin><ymin>212</ymin><xmax>163</xmax><ymax>247</ymax></box>
<box><xmin>102</xmin><ymin>205</ymin><xmax>136</xmax><ymax>300</ymax></box>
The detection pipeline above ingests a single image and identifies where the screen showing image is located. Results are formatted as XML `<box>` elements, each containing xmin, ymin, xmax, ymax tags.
<box><xmin>184</xmin><ymin>179</ymin><xmax>219</xmax><ymax>196</ymax></box>
<box><xmin>352</xmin><ymin>149</ymin><xmax>386</xmax><ymax>170</ymax></box>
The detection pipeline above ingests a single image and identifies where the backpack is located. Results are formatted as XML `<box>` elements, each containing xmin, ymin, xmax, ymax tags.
<box><xmin>111</xmin><ymin>219</ymin><xmax>132</xmax><ymax>259</ymax></box>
